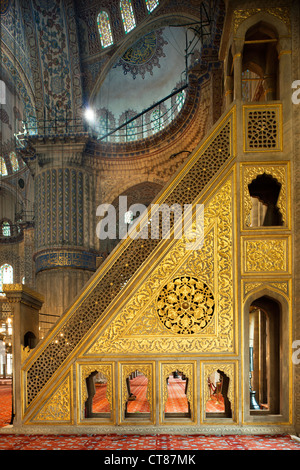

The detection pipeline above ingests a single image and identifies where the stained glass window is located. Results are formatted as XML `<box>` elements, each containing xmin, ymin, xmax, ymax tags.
<box><xmin>176</xmin><ymin>90</ymin><xmax>186</xmax><ymax>113</ymax></box>
<box><xmin>9</xmin><ymin>152</ymin><xmax>19</xmax><ymax>172</ymax></box>
<box><xmin>97</xmin><ymin>11</ymin><xmax>114</xmax><ymax>48</ymax></box>
<box><xmin>125</xmin><ymin>120</ymin><xmax>137</xmax><ymax>141</ymax></box>
<box><xmin>145</xmin><ymin>0</ymin><xmax>159</xmax><ymax>13</ymax></box>
<box><xmin>151</xmin><ymin>108</ymin><xmax>164</xmax><ymax>134</ymax></box>
<box><xmin>120</xmin><ymin>0</ymin><xmax>136</xmax><ymax>34</ymax></box>
<box><xmin>0</xmin><ymin>157</ymin><xmax>7</xmax><ymax>176</ymax></box>
<box><xmin>2</xmin><ymin>222</ymin><xmax>11</xmax><ymax>237</ymax></box>
<box><xmin>0</xmin><ymin>264</ymin><xmax>13</xmax><ymax>295</ymax></box>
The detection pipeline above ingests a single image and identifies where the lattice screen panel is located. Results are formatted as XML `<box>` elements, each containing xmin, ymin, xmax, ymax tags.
<box><xmin>243</xmin><ymin>105</ymin><xmax>282</xmax><ymax>152</ymax></box>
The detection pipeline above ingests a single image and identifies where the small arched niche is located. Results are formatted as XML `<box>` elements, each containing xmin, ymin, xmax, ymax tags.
<box><xmin>85</xmin><ymin>370</ymin><xmax>111</xmax><ymax>418</ymax></box>
<box><xmin>164</xmin><ymin>370</ymin><xmax>191</xmax><ymax>418</ymax></box>
<box><xmin>24</xmin><ymin>331</ymin><xmax>37</xmax><ymax>349</ymax></box>
<box><xmin>205</xmin><ymin>369</ymin><xmax>232</xmax><ymax>418</ymax></box>
<box><xmin>248</xmin><ymin>173</ymin><xmax>283</xmax><ymax>227</ymax></box>
<box><xmin>125</xmin><ymin>370</ymin><xmax>150</xmax><ymax>418</ymax></box>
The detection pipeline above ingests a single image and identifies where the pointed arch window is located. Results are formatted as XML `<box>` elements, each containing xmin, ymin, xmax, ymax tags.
<box><xmin>151</xmin><ymin>108</ymin><xmax>164</xmax><ymax>134</ymax></box>
<box><xmin>2</xmin><ymin>221</ymin><xmax>11</xmax><ymax>237</ymax></box>
<box><xmin>9</xmin><ymin>152</ymin><xmax>19</xmax><ymax>172</ymax></box>
<box><xmin>0</xmin><ymin>157</ymin><xmax>7</xmax><ymax>176</ymax></box>
<box><xmin>0</xmin><ymin>264</ymin><xmax>13</xmax><ymax>295</ymax></box>
<box><xmin>120</xmin><ymin>0</ymin><xmax>136</xmax><ymax>34</ymax></box>
<box><xmin>145</xmin><ymin>0</ymin><xmax>159</xmax><ymax>13</ymax></box>
<box><xmin>97</xmin><ymin>11</ymin><xmax>114</xmax><ymax>48</ymax></box>
<box><xmin>176</xmin><ymin>90</ymin><xmax>186</xmax><ymax>113</ymax></box>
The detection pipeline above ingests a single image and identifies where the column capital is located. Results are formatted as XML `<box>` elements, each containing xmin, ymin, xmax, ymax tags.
<box><xmin>3</xmin><ymin>284</ymin><xmax>44</xmax><ymax>310</ymax></box>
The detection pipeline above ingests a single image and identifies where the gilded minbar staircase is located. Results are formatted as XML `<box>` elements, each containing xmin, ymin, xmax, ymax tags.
<box><xmin>13</xmin><ymin>101</ymin><xmax>293</xmax><ymax>433</ymax></box>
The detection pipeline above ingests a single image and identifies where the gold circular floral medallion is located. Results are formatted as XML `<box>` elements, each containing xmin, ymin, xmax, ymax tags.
<box><xmin>157</xmin><ymin>276</ymin><xmax>215</xmax><ymax>334</ymax></box>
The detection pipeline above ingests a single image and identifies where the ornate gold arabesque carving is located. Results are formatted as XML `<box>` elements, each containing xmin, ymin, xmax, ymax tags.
<box><xmin>24</xmin><ymin>109</ymin><xmax>234</xmax><ymax>406</ymax></box>
<box><xmin>33</xmin><ymin>375</ymin><xmax>71</xmax><ymax>422</ymax></box>
<box><xmin>243</xmin><ymin>281</ymin><xmax>289</xmax><ymax>298</ymax></box>
<box><xmin>243</xmin><ymin>238</ymin><xmax>288</xmax><ymax>274</ymax></box>
<box><xmin>127</xmin><ymin>227</ymin><xmax>216</xmax><ymax>337</ymax></box>
<box><xmin>88</xmin><ymin>175</ymin><xmax>234</xmax><ymax>355</ymax></box>
<box><xmin>242</xmin><ymin>164</ymin><xmax>287</xmax><ymax>228</ymax></box>
<box><xmin>233</xmin><ymin>7</ymin><xmax>291</xmax><ymax>34</ymax></box>
<box><xmin>157</xmin><ymin>277</ymin><xmax>215</xmax><ymax>334</ymax></box>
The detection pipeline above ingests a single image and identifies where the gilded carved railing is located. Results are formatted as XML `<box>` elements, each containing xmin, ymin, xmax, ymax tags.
<box><xmin>23</xmin><ymin>105</ymin><xmax>236</xmax><ymax>408</ymax></box>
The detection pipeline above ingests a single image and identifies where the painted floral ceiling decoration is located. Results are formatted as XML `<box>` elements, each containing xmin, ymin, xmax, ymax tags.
<box><xmin>114</xmin><ymin>29</ymin><xmax>168</xmax><ymax>79</ymax></box>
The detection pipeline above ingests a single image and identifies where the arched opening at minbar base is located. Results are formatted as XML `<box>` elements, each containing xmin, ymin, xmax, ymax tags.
<box><xmin>164</xmin><ymin>370</ymin><xmax>191</xmax><ymax>418</ymax></box>
<box><xmin>85</xmin><ymin>371</ymin><xmax>111</xmax><ymax>419</ymax></box>
<box><xmin>125</xmin><ymin>370</ymin><xmax>150</xmax><ymax>418</ymax></box>
<box><xmin>206</xmin><ymin>369</ymin><xmax>232</xmax><ymax>418</ymax></box>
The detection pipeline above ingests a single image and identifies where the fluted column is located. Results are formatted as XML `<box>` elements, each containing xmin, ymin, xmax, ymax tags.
<box><xmin>31</xmin><ymin>136</ymin><xmax>97</xmax><ymax>335</ymax></box>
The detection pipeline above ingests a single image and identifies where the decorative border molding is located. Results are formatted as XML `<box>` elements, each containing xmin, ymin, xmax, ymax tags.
<box><xmin>35</xmin><ymin>250</ymin><xmax>97</xmax><ymax>273</ymax></box>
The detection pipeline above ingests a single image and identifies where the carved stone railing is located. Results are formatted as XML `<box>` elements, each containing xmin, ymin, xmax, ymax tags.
<box><xmin>23</xmin><ymin>105</ymin><xmax>236</xmax><ymax>409</ymax></box>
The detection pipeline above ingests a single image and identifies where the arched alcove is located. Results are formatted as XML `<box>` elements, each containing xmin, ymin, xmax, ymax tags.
<box><xmin>242</xmin><ymin>21</ymin><xmax>279</xmax><ymax>101</ymax></box>
<box><xmin>24</xmin><ymin>331</ymin><xmax>37</xmax><ymax>349</ymax></box>
<box><xmin>249</xmin><ymin>296</ymin><xmax>280</xmax><ymax>414</ymax></box>
<box><xmin>85</xmin><ymin>370</ymin><xmax>111</xmax><ymax>419</ymax></box>
<box><xmin>232</xmin><ymin>11</ymin><xmax>290</xmax><ymax>103</ymax></box>
<box><xmin>244</xmin><ymin>289</ymin><xmax>290</xmax><ymax>421</ymax></box>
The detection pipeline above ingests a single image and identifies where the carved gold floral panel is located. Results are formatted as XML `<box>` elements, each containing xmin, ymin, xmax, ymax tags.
<box><xmin>32</xmin><ymin>373</ymin><xmax>72</xmax><ymax>423</ymax></box>
<box><xmin>86</xmin><ymin>172</ymin><xmax>235</xmax><ymax>356</ymax></box>
<box><xmin>242</xmin><ymin>280</ymin><xmax>290</xmax><ymax>300</ymax></box>
<box><xmin>233</xmin><ymin>7</ymin><xmax>291</xmax><ymax>35</ymax></box>
<box><xmin>242</xmin><ymin>237</ymin><xmax>290</xmax><ymax>275</ymax></box>
<box><xmin>241</xmin><ymin>162</ymin><xmax>289</xmax><ymax>229</ymax></box>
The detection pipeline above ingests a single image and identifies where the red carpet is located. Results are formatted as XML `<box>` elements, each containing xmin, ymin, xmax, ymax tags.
<box><xmin>93</xmin><ymin>383</ymin><xmax>110</xmax><ymax>413</ymax></box>
<box><xmin>127</xmin><ymin>375</ymin><xmax>150</xmax><ymax>413</ymax></box>
<box><xmin>165</xmin><ymin>376</ymin><xmax>189</xmax><ymax>413</ymax></box>
<box><xmin>0</xmin><ymin>384</ymin><xmax>13</xmax><ymax>428</ymax></box>
<box><xmin>1</xmin><ymin>385</ymin><xmax>300</xmax><ymax>450</ymax></box>
<box><xmin>206</xmin><ymin>396</ymin><xmax>225</xmax><ymax>413</ymax></box>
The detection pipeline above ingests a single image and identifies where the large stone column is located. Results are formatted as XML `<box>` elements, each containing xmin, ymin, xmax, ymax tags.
<box><xmin>3</xmin><ymin>284</ymin><xmax>44</xmax><ymax>426</ymax></box>
<box><xmin>29</xmin><ymin>136</ymin><xmax>97</xmax><ymax>337</ymax></box>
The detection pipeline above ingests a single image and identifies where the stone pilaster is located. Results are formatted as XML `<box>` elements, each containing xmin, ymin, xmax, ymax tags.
<box><xmin>3</xmin><ymin>284</ymin><xmax>44</xmax><ymax>426</ymax></box>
